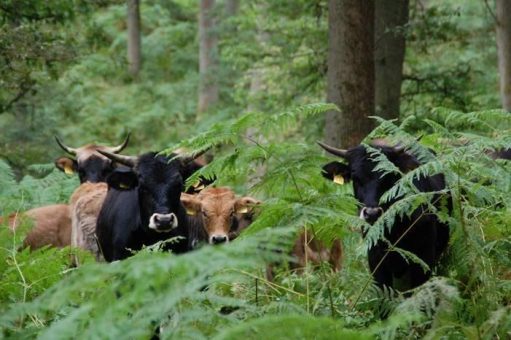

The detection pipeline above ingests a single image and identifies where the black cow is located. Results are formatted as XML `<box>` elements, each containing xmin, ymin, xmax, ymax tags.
<box><xmin>95</xmin><ymin>150</ymin><xmax>207</xmax><ymax>261</ymax></box>
<box><xmin>54</xmin><ymin>134</ymin><xmax>130</xmax><ymax>183</ymax></box>
<box><xmin>318</xmin><ymin>141</ymin><xmax>451</xmax><ymax>290</ymax></box>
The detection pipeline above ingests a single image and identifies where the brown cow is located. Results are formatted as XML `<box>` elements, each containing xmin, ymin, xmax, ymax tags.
<box><xmin>3</xmin><ymin>204</ymin><xmax>71</xmax><ymax>250</ymax></box>
<box><xmin>53</xmin><ymin>135</ymin><xmax>130</xmax><ymax>261</ymax></box>
<box><xmin>181</xmin><ymin>187</ymin><xmax>343</xmax><ymax>279</ymax></box>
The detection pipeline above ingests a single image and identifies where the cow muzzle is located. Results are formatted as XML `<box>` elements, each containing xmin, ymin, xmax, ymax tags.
<box><xmin>210</xmin><ymin>234</ymin><xmax>229</xmax><ymax>245</ymax></box>
<box><xmin>360</xmin><ymin>206</ymin><xmax>383</xmax><ymax>223</ymax></box>
<box><xmin>149</xmin><ymin>213</ymin><xmax>178</xmax><ymax>232</ymax></box>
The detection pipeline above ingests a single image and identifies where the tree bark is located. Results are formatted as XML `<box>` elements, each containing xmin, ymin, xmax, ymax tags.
<box><xmin>325</xmin><ymin>0</ymin><xmax>375</xmax><ymax>149</ymax></box>
<box><xmin>127</xmin><ymin>0</ymin><xmax>141</xmax><ymax>77</ymax></box>
<box><xmin>375</xmin><ymin>0</ymin><xmax>408</xmax><ymax>120</ymax></box>
<box><xmin>497</xmin><ymin>0</ymin><xmax>511</xmax><ymax>111</ymax></box>
<box><xmin>198</xmin><ymin>0</ymin><xmax>219</xmax><ymax>114</ymax></box>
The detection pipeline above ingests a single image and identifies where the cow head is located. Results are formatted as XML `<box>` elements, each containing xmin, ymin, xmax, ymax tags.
<box><xmin>55</xmin><ymin>134</ymin><xmax>130</xmax><ymax>183</ymax></box>
<box><xmin>100</xmin><ymin>149</ymin><xmax>208</xmax><ymax>233</ymax></box>
<box><xmin>180</xmin><ymin>187</ymin><xmax>260</xmax><ymax>244</ymax></box>
<box><xmin>318</xmin><ymin>141</ymin><xmax>418</xmax><ymax>224</ymax></box>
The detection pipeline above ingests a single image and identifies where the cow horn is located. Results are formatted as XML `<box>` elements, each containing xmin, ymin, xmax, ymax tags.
<box><xmin>106</xmin><ymin>133</ymin><xmax>131</xmax><ymax>154</ymax></box>
<box><xmin>177</xmin><ymin>147</ymin><xmax>210</xmax><ymax>164</ymax></box>
<box><xmin>394</xmin><ymin>144</ymin><xmax>406</xmax><ymax>153</ymax></box>
<box><xmin>55</xmin><ymin>136</ymin><xmax>78</xmax><ymax>156</ymax></box>
<box><xmin>97</xmin><ymin>150</ymin><xmax>137</xmax><ymax>168</ymax></box>
<box><xmin>317</xmin><ymin>141</ymin><xmax>348</xmax><ymax>158</ymax></box>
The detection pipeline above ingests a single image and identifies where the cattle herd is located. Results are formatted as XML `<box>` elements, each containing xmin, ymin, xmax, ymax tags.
<box><xmin>2</xmin><ymin>134</ymin><xmax>459</xmax><ymax>294</ymax></box>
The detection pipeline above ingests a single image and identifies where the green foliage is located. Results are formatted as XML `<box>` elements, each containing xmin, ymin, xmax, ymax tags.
<box><xmin>214</xmin><ymin>314</ymin><xmax>371</xmax><ymax>340</ymax></box>
<box><xmin>1</xmin><ymin>104</ymin><xmax>510</xmax><ymax>338</ymax></box>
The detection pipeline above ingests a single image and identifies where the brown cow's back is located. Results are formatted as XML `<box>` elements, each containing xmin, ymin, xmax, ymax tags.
<box><xmin>69</xmin><ymin>182</ymin><xmax>108</xmax><ymax>261</ymax></box>
<box><xmin>4</xmin><ymin>204</ymin><xmax>72</xmax><ymax>250</ymax></box>
<box><xmin>291</xmin><ymin>231</ymin><xmax>343</xmax><ymax>272</ymax></box>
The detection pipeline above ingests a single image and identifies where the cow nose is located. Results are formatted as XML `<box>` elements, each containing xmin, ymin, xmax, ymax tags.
<box><xmin>211</xmin><ymin>235</ymin><xmax>228</xmax><ymax>244</ymax></box>
<box><xmin>361</xmin><ymin>207</ymin><xmax>383</xmax><ymax>222</ymax></box>
<box><xmin>149</xmin><ymin>213</ymin><xmax>178</xmax><ymax>232</ymax></box>
<box><xmin>155</xmin><ymin>214</ymin><xmax>172</xmax><ymax>224</ymax></box>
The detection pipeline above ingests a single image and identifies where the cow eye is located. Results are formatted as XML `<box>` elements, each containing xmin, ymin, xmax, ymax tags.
<box><xmin>202</xmin><ymin>211</ymin><xmax>208</xmax><ymax>218</ymax></box>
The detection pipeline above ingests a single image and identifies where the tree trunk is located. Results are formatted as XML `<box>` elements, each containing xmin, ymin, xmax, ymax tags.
<box><xmin>127</xmin><ymin>0</ymin><xmax>141</xmax><ymax>77</ymax></box>
<box><xmin>325</xmin><ymin>0</ymin><xmax>375</xmax><ymax>148</ymax></box>
<box><xmin>198</xmin><ymin>0</ymin><xmax>219</xmax><ymax>114</ymax></box>
<box><xmin>245</xmin><ymin>13</ymin><xmax>269</xmax><ymax>188</ymax></box>
<box><xmin>375</xmin><ymin>0</ymin><xmax>409</xmax><ymax>120</ymax></box>
<box><xmin>497</xmin><ymin>0</ymin><xmax>511</xmax><ymax>111</ymax></box>
<box><xmin>225</xmin><ymin>0</ymin><xmax>239</xmax><ymax>17</ymax></box>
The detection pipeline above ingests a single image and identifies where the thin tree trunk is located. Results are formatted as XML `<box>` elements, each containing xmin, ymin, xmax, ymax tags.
<box><xmin>198</xmin><ymin>0</ymin><xmax>219</xmax><ymax>114</ymax></box>
<box><xmin>325</xmin><ymin>0</ymin><xmax>375</xmax><ymax>148</ymax></box>
<box><xmin>375</xmin><ymin>0</ymin><xmax>409</xmax><ymax>120</ymax></box>
<box><xmin>127</xmin><ymin>0</ymin><xmax>141</xmax><ymax>77</ymax></box>
<box><xmin>497</xmin><ymin>0</ymin><xmax>511</xmax><ymax>111</ymax></box>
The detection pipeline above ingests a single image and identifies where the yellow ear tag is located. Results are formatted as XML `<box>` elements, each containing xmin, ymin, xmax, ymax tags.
<box><xmin>333</xmin><ymin>174</ymin><xmax>344</xmax><ymax>185</ymax></box>
<box><xmin>237</xmin><ymin>206</ymin><xmax>249</xmax><ymax>214</ymax></box>
<box><xmin>185</xmin><ymin>208</ymin><xmax>196</xmax><ymax>216</ymax></box>
<box><xmin>63</xmin><ymin>164</ymin><xmax>74</xmax><ymax>175</ymax></box>
<box><xmin>119</xmin><ymin>183</ymin><xmax>130</xmax><ymax>190</ymax></box>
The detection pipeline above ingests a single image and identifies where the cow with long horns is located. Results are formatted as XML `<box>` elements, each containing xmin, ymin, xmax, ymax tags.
<box><xmin>53</xmin><ymin>135</ymin><xmax>131</xmax><ymax>261</ymax></box>
<box><xmin>95</xmin><ymin>149</ymin><xmax>209</xmax><ymax>261</ymax></box>
<box><xmin>55</xmin><ymin>134</ymin><xmax>130</xmax><ymax>183</ymax></box>
<box><xmin>318</xmin><ymin>140</ymin><xmax>451</xmax><ymax>290</ymax></box>
<box><xmin>3</xmin><ymin>136</ymin><xmax>132</xmax><ymax>254</ymax></box>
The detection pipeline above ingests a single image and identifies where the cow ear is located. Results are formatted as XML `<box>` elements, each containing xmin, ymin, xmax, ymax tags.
<box><xmin>55</xmin><ymin>157</ymin><xmax>77</xmax><ymax>175</ymax></box>
<box><xmin>235</xmin><ymin>197</ymin><xmax>261</xmax><ymax>214</ymax></box>
<box><xmin>107</xmin><ymin>168</ymin><xmax>138</xmax><ymax>190</ymax></box>
<box><xmin>180</xmin><ymin>193</ymin><xmax>201</xmax><ymax>216</ymax></box>
<box><xmin>321</xmin><ymin>161</ymin><xmax>350</xmax><ymax>184</ymax></box>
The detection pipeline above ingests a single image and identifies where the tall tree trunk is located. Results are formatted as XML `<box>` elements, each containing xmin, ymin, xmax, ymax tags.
<box><xmin>375</xmin><ymin>0</ymin><xmax>409</xmax><ymax>120</ymax></box>
<box><xmin>497</xmin><ymin>0</ymin><xmax>511</xmax><ymax>111</ymax></box>
<box><xmin>245</xmin><ymin>11</ymin><xmax>269</xmax><ymax>188</ymax></box>
<box><xmin>325</xmin><ymin>0</ymin><xmax>375</xmax><ymax>148</ymax></box>
<box><xmin>198</xmin><ymin>0</ymin><xmax>219</xmax><ymax>114</ymax></box>
<box><xmin>225</xmin><ymin>0</ymin><xmax>239</xmax><ymax>17</ymax></box>
<box><xmin>127</xmin><ymin>0</ymin><xmax>141</xmax><ymax>77</ymax></box>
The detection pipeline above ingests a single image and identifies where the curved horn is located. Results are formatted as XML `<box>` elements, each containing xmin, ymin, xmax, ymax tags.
<box><xmin>97</xmin><ymin>150</ymin><xmax>137</xmax><ymax>168</ymax></box>
<box><xmin>177</xmin><ymin>147</ymin><xmax>210</xmax><ymax>164</ymax></box>
<box><xmin>106</xmin><ymin>133</ymin><xmax>131</xmax><ymax>154</ymax></box>
<box><xmin>317</xmin><ymin>141</ymin><xmax>348</xmax><ymax>158</ymax></box>
<box><xmin>55</xmin><ymin>136</ymin><xmax>78</xmax><ymax>156</ymax></box>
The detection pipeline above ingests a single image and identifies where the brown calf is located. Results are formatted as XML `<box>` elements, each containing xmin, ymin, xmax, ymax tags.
<box><xmin>265</xmin><ymin>230</ymin><xmax>342</xmax><ymax>281</ymax></box>
<box><xmin>180</xmin><ymin>187</ymin><xmax>260</xmax><ymax>244</ymax></box>
<box><xmin>4</xmin><ymin>204</ymin><xmax>71</xmax><ymax>250</ymax></box>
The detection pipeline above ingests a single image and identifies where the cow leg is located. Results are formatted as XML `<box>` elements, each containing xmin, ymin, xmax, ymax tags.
<box><xmin>328</xmin><ymin>239</ymin><xmax>343</xmax><ymax>272</ymax></box>
<box><xmin>368</xmin><ymin>244</ymin><xmax>393</xmax><ymax>288</ymax></box>
<box><xmin>111</xmin><ymin>235</ymin><xmax>132</xmax><ymax>261</ymax></box>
